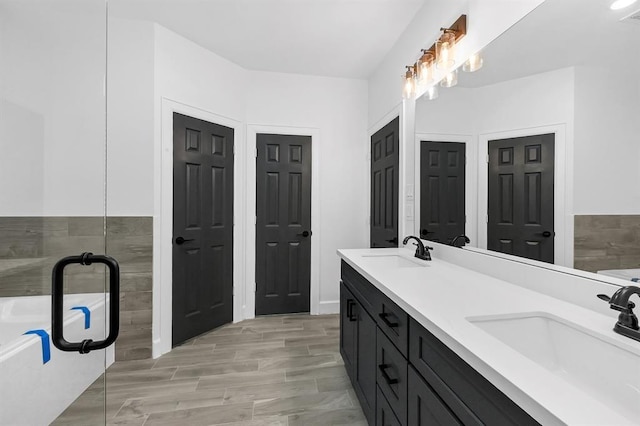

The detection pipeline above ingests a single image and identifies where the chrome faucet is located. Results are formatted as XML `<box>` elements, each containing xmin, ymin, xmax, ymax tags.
<box><xmin>402</xmin><ymin>236</ymin><xmax>433</xmax><ymax>261</ymax></box>
<box><xmin>449</xmin><ymin>235</ymin><xmax>470</xmax><ymax>248</ymax></box>
<box><xmin>598</xmin><ymin>286</ymin><xmax>640</xmax><ymax>342</ymax></box>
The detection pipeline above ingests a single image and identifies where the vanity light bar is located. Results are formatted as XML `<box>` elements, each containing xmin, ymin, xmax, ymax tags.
<box><xmin>402</xmin><ymin>15</ymin><xmax>467</xmax><ymax>99</ymax></box>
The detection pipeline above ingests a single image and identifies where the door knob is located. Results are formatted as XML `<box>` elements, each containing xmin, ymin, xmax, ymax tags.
<box><xmin>296</xmin><ymin>230</ymin><xmax>311</xmax><ymax>237</ymax></box>
<box><xmin>539</xmin><ymin>231</ymin><xmax>554</xmax><ymax>238</ymax></box>
<box><xmin>175</xmin><ymin>236</ymin><xmax>194</xmax><ymax>245</ymax></box>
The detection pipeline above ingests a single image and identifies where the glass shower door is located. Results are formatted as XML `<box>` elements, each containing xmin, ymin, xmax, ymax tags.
<box><xmin>0</xmin><ymin>1</ymin><xmax>113</xmax><ymax>424</ymax></box>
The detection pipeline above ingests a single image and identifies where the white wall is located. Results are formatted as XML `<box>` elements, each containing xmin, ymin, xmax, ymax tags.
<box><xmin>416</xmin><ymin>67</ymin><xmax>574</xmax><ymax>137</ymax></box>
<box><xmin>573</xmin><ymin>64</ymin><xmax>640</xmax><ymax>214</ymax></box>
<box><xmin>106</xmin><ymin>17</ymin><xmax>155</xmax><ymax>216</ymax></box>
<box><xmin>0</xmin><ymin>100</ymin><xmax>44</xmax><ymax>214</ymax></box>
<box><xmin>246</xmin><ymin>71</ymin><xmax>369</xmax><ymax>311</ymax></box>
<box><xmin>154</xmin><ymin>25</ymin><xmax>248</xmax><ymax>122</ymax></box>
<box><xmin>0</xmin><ymin>3</ymin><xmax>107</xmax><ymax>216</ymax></box>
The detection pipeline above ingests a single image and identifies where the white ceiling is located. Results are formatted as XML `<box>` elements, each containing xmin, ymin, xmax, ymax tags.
<box><xmin>110</xmin><ymin>0</ymin><xmax>425</xmax><ymax>79</ymax></box>
<box><xmin>457</xmin><ymin>0</ymin><xmax>640</xmax><ymax>88</ymax></box>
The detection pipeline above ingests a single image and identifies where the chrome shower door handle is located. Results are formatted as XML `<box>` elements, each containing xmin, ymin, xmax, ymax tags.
<box><xmin>51</xmin><ymin>252</ymin><xmax>120</xmax><ymax>354</ymax></box>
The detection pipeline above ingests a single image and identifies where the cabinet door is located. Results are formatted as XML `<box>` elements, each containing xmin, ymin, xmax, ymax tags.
<box><xmin>354</xmin><ymin>300</ymin><xmax>377</xmax><ymax>425</ymax></box>
<box><xmin>340</xmin><ymin>282</ymin><xmax>357</xmax><ymax>379</ymax></box>
<box><xmin>377</xmin><ymin>386</ymin><xmax>402</xmax><ymax>426</ymax></box>
<box><xmin>408</xmin><ymin>366</ymin><xmax>462</xmax><ymax>426</ymax></box>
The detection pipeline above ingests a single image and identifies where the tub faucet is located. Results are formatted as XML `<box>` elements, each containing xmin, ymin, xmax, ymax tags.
<box><xmin>598</xmin><ymin>286</ymin><xmax>640</xmax><ymax>342</ymax></box>
<box><xmin>402</xmin><ymin>236</ymin><xmax>433</xmax><ymax>261</ymax></box>
<box><xmin>450</xmin><ymin>235</ymin><xmax>470</xmax><ymax>248</ymax></box>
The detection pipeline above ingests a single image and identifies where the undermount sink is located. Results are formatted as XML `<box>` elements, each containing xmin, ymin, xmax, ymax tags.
<box><xmin>467</xmin><ymin>312</ymin><xmax>640</xmax><ymax>421</ymax></box>
<box><xmin>360</xmin><ymin>254</ymin><xmax>427</xmax><ymax>268</ymax></box>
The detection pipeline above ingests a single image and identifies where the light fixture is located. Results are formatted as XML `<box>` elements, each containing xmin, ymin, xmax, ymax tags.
<box><xmin>402</xmin><ymin>65</ymin><xmax>416</xmax><ymax>99</ymax></box>
<box><xmin>463</xmin><ymin>52</ymin><xmax>484</xmax><ymax>72</ymax></box>
<box><xmin>417</xmin><ymin>49</ymin><xmax>435</xmax><ymax>84</ymax></box>
<box><xmin>400</xmin><ymin>15</ymin><xmax>467</xmax><ymax>99</ymax></box>
<box><xmin>610</xmin><ymin>0</ymin><xmax>638</xmax><ymax>10</ymax></box>
<box><xmin>436</xmin><ymin>31</ymin><xmax>457</xmax><ymax>70</ymax></box>
<box><xmin>440</xmin><ymin>69</ymin><xmax>458</xmax><ymax>88</ymax></box>
<box><xmin>436</xmin><ymin>15</ymin><xmax>467</xmax><ymax>70</ymax></box>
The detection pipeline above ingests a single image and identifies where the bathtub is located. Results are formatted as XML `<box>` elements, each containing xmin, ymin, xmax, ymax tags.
<box><xmin>0</xmin><ymin>293</ymin><xmax>115</xmax><ymax>426</ymax></box>
<box><xmin>597</xmin><ymin>268</ymin><xmax>640</xmax><ymax>282</ymax></box>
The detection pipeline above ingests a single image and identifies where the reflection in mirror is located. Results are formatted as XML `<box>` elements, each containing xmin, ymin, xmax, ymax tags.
<box><xmin>415</xmin><ymin>0</ymin><xmax>640</xmax><ymax>275</ymax></box>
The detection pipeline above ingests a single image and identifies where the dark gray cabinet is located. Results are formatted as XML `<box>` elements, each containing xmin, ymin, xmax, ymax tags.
<box><xmin>340</xmin><ymin>282</ymin><xmax>356</xmax><ymax>379</ymax></box>
<box><xmin>408</xmin><ymin>365</ymin><xmax>463</xmax><ymax>426</ymax></box>
<box><xmin>340</xmin><ymin>280</ymin><xmax>376</xmax><ymax>424</ymax></box>
<box><xmin>339</xmin><ymin>260</ymin><xmax>540</xmax><ymax>426</ymax></box>
<box><xmin>376</xmin><ymin>329</ymin><xmax>408</xmax><ymax>425</ymax></box>
<box><xmin>376</xmin><ymin>387</ymin><xmax>401</xmax><ymax>426</ymax></box>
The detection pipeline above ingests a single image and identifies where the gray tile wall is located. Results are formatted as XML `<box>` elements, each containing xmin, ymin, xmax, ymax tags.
<box><xmin>574</xmin><ymin>215</ymin><xmax>640</xmax><ymax>272</ymax></box>
<box><xmin>0</xmin><ymin>216</ymin><xmax>153</xmax><ymax>361</ymax></box>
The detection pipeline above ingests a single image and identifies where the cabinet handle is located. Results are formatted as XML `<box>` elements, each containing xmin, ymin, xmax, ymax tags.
<box><xmin>378</xmin><ymin>364</ymin><xmax>399</xmax><ymax>385</ymax></box>
<box><xmin>347</xmin><ymin>300</ymin><xmax>357</xmax><ymax>322</ymax></box>
<box><xmin>379</xmin><ymin>312</ymin><xmax>399</xmax><ymax>328</ymax></box>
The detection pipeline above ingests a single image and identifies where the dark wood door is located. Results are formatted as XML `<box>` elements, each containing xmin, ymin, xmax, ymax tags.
<box><xmin>172</xmin><ymin>113</ymin><xmax>234</xmax><ymax>346</ymax></box>
<box><xmin>420</xmin><ymin>141</ymin><xmax>465</xmax><ymax>244</ymax></box>
<box><xmin>488</xmin><ymin>133</ymin><xmax>554</xmax><ymax>263</ymax></box>
<box><xmin>256</xmin><ymin>134</ymin><xmax>311</xmax><ymax>315</ymax></box>
<box><xmin>371</xmin><ymin>117</ymin><xmax>400</xmax><ymax>248</ymax></box>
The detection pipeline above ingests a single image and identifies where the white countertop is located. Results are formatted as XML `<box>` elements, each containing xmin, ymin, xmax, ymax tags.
<box><xmin>338</xmin><ymin>247</ymin><xmax>640</xmax><ymax>426</ymax></box>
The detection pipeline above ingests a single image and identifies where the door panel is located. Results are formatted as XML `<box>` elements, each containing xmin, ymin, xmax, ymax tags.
<box><xmin>173</xmin><ymin>113</ymin><xmax>234</xmax><ymax>345</ymax></box>
<box><xmin>371</xmin><ymin>117</ymin><xmax>400</xmax><ymax>248</ymax></box>
<box><xmin>488</xmin><ymin>134</ymin><xmax>554</xmax><ymax>263</ymax></box>
<box><xmin>420</xmin><ymin>141</ymin><xmax>466</xmax><ymax>244</ymax></box>
<box><xmin>256</xmin><ymin>134</ymin><xmax>312</xmax><ymax>315</ymax></box>
<box><xmin>0</xmin><ymin>1</ymin><xmax>111</xmax><ymax>424</ymax></box>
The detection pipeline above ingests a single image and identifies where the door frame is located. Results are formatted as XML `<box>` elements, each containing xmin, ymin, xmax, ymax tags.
<box><xmin>478</xmin><ymin>124</ymin><xmax>571</xmax><ymax>267</ymax></box>
<box><xmin>413</xmin><ymin>133</ymin><xmax>476</xmax><ymax>246</ymax></box>
<box><xmin>154</xmin><ymin>98</ymin><xmax>245</xmax><ymax>357</ymax></box>
<box><xmin>246</xmin><ymin>124</ymin><xmax>321</xmax><ymax>319</ymax></box>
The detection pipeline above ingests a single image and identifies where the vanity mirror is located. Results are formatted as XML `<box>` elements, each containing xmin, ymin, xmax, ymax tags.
<box><xmin>413</xmin><ymin>0</ymin><xmax>640</xmax><ymax>274</ymax></box>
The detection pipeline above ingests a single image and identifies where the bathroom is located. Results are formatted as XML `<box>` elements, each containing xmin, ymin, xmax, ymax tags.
<box><xmin>1</xmin><ymin>0</ymin><xmax>639</xmax><ymax>424</ymax></box>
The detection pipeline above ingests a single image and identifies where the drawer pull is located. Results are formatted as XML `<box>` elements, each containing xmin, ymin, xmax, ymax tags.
<box><xmin>347</xmin><ymin>300</ymin><xmax>357</xmax><ymax>322</ymax></box>
<box><xmin>379</xmin><ymin>364</ymin><xmax>399</xmax><ymax>385</ymax></box>
<box><xmin>379</xmin><ymin>312</ymin><xmax>399</xmax><ymax>328</ymax></box>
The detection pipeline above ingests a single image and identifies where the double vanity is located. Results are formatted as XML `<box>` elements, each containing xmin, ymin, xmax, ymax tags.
<box><xmin>338</xmin><ymin>245</ymin><xmax>640</xmax><ymax>425</ymax></box>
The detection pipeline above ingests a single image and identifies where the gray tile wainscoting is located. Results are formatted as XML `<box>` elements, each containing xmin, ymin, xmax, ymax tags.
<box><xmin>574</xmin><ymin>215</ymin><xmax>640</xmax><ymax>273</ymax></box>
<box><xmin>0</xmin><ymin>216</ymin><xmax>153</xmax><ymax>361</ymax></box>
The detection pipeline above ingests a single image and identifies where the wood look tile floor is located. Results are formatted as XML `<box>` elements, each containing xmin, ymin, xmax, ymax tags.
<box><xmin>53</xmin><ymin>314</ymin><xmax>367</xmax><ymax>426</ymax></box>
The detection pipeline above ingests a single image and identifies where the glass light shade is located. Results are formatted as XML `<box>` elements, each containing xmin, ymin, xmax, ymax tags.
<box><xmin>418</xmin><ymin>51</ymin><xmax>435</xmax><ymax>84</ymax></box>
<box><xmin>402</xmin><ymin>69</ymin><xmax>415</xmax><ymax>99</ymax></box>
<box><xmin>440</xmin><ymin>69</ymin><xmax>458</xmax><ymax>88</ymax></box>
<box><xmin>436</xmin><ymin>32</ymin><xmax>456</xmax><ymax>70</ymax></box>
<box><xmin>463</xmin><ymin>53</ymin><xmax>483</xmax><ymax>72</ymax></box>
<box><xmin>610</xmin><ymin>0</ymin><xmax>638</xmax><ymax>9</ymax></box>
<box><xmin>424</xmin><ymin>85</ymin><xmax>439</xmax><ymax>100</ymax></box>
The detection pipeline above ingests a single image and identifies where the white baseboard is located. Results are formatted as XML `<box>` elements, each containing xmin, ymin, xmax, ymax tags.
<box><xmin>318</xmin><ymin>300</ymin><xmax>340</xmax><ymax>314</ymax></box>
